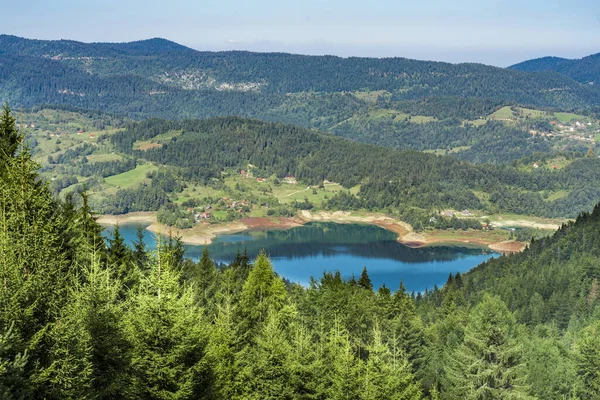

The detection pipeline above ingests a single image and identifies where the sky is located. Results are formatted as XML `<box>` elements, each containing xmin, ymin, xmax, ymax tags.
<box><xmin>3</xmin><ymin>0</ymin><xmax>600</xmax><ymax>66</ymax></box>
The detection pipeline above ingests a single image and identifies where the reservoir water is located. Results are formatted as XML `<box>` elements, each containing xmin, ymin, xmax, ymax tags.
<box><xmin>104</xmin><ymin>222</ymin><xmax>496</xmax><ymax>293</ymax></box>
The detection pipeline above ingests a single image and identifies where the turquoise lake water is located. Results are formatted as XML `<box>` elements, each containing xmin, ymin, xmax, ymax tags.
<box><xmin>104</xmin><ymin>222</ymin><xmax>497</xmax><ymax>293</ymax></box>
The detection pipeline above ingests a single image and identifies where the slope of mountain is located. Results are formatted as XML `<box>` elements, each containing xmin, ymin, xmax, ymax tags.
<box><xmin>2</xmin><ymin>34</ymin><xmax>600</xmax><ymax>111</ymax></box>
<box><xmin>510</xmin><ymin>52</ymin><xmax>600</xmax><ymax>85</ymax></box>
<box><xmin>29</xmin><ymin>113</ymin><xmax>595</xmax><ymax>219</ymax></box>
<box><xmin>4</xmin><ymin>35</ymin><xmax>600</xmax><ymax>165</ymax></box>
<box><xmin>0</xmin><ymin>35</ymin><xmax>194</xmax><ymax>57</ymax></box>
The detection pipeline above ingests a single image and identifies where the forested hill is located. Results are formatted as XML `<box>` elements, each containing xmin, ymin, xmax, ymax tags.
<box><xmin>0</xmin><ymin>35</ymin><xmax>194</xmax><ymax>56</ymax></box>
<box><xmin>417</xmin><ymin>202</ymin><xmax>600</xmax><ymax>398</ymax></box>
<box><xmin>2</xmin><ymin>34</ymin><xmax>600</xmax><ymax>116</ymax></box>
<box><xmin>510</xmin><ymin>52</ymin><xmax>600</xmax><ymax>85</ymax></box>
<box><xmin>109</xmin><ymin>117</ymin><xmax>600</xmax><ymax>218</ymax></box>
<box><xmin>432</xmin><ymin>203</ymin><xmax>600</xmax><ymax>328</ymax></box>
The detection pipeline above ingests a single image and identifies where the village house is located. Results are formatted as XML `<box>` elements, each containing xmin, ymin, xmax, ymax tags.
<box><xmin>197</xmin><ymin>212</ymin><xmax>211</xmax><ymax>220</ymax></box>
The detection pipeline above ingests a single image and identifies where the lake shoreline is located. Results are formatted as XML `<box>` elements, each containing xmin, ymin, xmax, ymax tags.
<box><xmin>98</xmin><ymin>210</ymin><xmax>528</xmax><ymax>253</ymax></box>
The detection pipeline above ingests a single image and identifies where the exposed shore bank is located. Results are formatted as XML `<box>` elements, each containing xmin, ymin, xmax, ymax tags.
<box><xmin>98</xmin><ymin>210</ymin><xmax>528</xmax><ymax>253</ymax></box>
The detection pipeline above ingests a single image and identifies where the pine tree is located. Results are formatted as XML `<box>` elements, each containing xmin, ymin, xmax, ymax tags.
<box><xmin>237</xmin><ymin>310</ymin><xmax>294</xmax><ymax>399</ymax></box>
<box><xmin>237</xmin><ymin>251</ymin><xmax>287</xmax><ymax>339</ymax></box>
<box><xmin>444</xmin><ymin>294</ymin><xmax>531</xmax><ymax>400</ymax></box>
<box><xmin>358</xmin><ymin>267</ymin><xmax>373</xmax><ymax>291</ymax></box>
<box><xmin>107</xmin><ymin>224</ymin><xmax>137</xmax><ymax>293</ymax></box>
<box><xmin>287</xmin><ymin>322</ymin><xmax>324</xmax><ymax>399</ymax></box>
<box><xmin>574</xmin><ymin>321</ymin><xmax>600</xmax><ymax>399</ymax></box>
<box><xmin>362</xmin><ymin>322</ymin><xmax>422</xmax><ymax>400</ymax></box>
<box><xmin>195</xmin><ymin>248</ymin><xmax>219</xmax><ymax>309</ymax></box>
<box><xmin>0</xmin><ymin>103</ymin><xmax>20</xmax><ymax>167</ymax></box>
<box><xmin>123</xmin><ymin>241</ymin><xmax>211</xmax><ymax>399</ymax></box>
<box><xmin>388</xmin><ymin>282</ymin><xmax>425</xmax><ymax>372</ymax></box>
<box><xmin>80</xmin><ymin>190</ymin><xmax>106</xmax><ymax>255</ymax></box>
<box><xmin>36</xmin><ymin>250</ymin><xmax>131</xmax><ymax>399</ymax></box>
<box><xmin>0</xmin><ymin>323</ymin><xmax>29</xmax><ymax>399</ymax></box>
<box><xmin>206</xmin><ymin>299</ymin><xmax>238</xmax><ymax>399</ymax></box>
<box><xmin>164</xmin><ymin>234</ymin><xmax>185</xmax><ymax>270</ymax></box>
<box><xmin>132</xmin><ymin>225</ymin><xmax>148</xmax><ymax>269</ymax></box>
<box><xmin>324</xmin><ymin>321</ymin><xmax>361</xmax><ymax>400</ymax></box>
<box><xmin>0</xmin><ymin>147</ymin><xmax>74</xmax><ymax>396</ymax></box>
<box><xmin>107</xmin><ymin>224</ymin><xmax>129</xmax><ymax>266</ymax></box>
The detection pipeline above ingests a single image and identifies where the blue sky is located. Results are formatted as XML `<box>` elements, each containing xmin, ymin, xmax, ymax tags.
<box><xmin>4</xmin><ymin>0</ymin><xmax>600</xmax><ymax>66</ymax></box>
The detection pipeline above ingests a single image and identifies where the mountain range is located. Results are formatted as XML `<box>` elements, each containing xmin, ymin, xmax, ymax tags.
<box><xmin>3</xmin><ymin>34</ymin><xmax>600</xmax><ymax>166</ymax></box>
<box><xmin>510</xmin><ymin>53</ymin><xmax>600</xmax><ymax>85</ymax></box>
<box><xmin>2</xmin><ymin>34</ymin><xmax>600</xmax><ymax>115</ymax></box>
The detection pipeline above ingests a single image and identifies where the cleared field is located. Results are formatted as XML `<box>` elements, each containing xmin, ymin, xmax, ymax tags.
<box><xmin>272</xmin><ymin>182</ymin><xmax>353</xmax><ymax>204</ymax></box>
<box><xmin>545</xmin><ymin>190</ymin><xmax>569</xmax><ymax>202</ymax></box>
<box><xmin>104</xmin><ymin>164</ymin><xmax>157</xmax><ymax>188</ymax></box>
<box><xmin>86</xmin><ymin>153</ymin><xmax>123</xmax><ymax>163</ymax></box>
<box><xmin>174</xmin><ymin>184</ymin><xmax>227</xmax><ymax>204</ymax></box>
<box><xmin>489</xmin><ymin>106</ymin><xmax>552</xmax><ymax>122</ymax></box>
<box><xmin>542</xmin><ymin>156</ymin><xmax>573</xmax><ymax>170</ymax></box>
<box><xmin>463</xmin><ymin>118</ymin><xmax>488</xmax><ymax>127</ymax></box>
<box><xmin>483</xmin><ymin>213</ymin><xmax>568</xmax><ymax>229</ymax></box>
<box><xmin>133</xmin><ymin>130</ymin><xmax>182</xmax><ymax>150</ymax></box>
<box><xmin>489</xmin><ymin>106</ymin><xmax>516</xmax><ymax>120</ymax></box>
<box><xmin>554</xmin><ymin>112</ymin><xmax>585</xmax><ymax>123</ymax></box>
<box><xmin>353</xmin><ymin>90</ymin><xmax>391</xmax><ymax>103</ymax></box>
<box><xmin>517</xmin><ymin>107</ymin><xmax>551</xmax><ymax>119</ymax></box>
<box><xmin>425</xmin><ymin>145</ymin><xmax>471</xmax><ymax>156</ymax></box>
<box><xmin>409</xmin><ymin>115</ymin><xmax>437</xmax><ymax>124</ymax></box>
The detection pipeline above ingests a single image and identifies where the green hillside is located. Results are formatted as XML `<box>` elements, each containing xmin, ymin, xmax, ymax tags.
<box><xmin>511</xmin><ymin>52</ymin><xmax>600</xmax><ymax>85</ymax></box>
<box><xmin>22</xmin><ymin>109</ymin><xmax>599</xmax><ymax>232</ymax></box>
<box><xmin>3</xmin><ymin>35</ymin><xmax>600</xmax><ymax>165</ymax></box>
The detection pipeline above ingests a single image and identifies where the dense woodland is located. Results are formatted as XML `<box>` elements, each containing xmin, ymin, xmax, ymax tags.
<box><xmin>1</xmin><ymin>98</ymin><xmax>600</xmax><ymax>399</ymax></box>
<box><xmin>2</xmin><ymin>35</ymin><xmax>600</xmax><ymax>167</ymax></box>
<box><xmin>511</xmin><ymin>53</ymin><xmax>600</xmax><ymax>85</ymax></box>
<box><xmin>1</xmin><ymin>34</ymin><xmax>598</xmax><ymax>108</ymax></box>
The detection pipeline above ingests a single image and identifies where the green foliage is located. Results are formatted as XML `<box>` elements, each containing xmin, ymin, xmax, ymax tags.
<box><xmin>123</xmin><ymin>242</ymin><xmax>210</xmax><ymax>399</ymax></box>
<box><xmin>105</xmin><ymin>116</ymin><xmax>600</xmax><ymax>219</ymax></box>
<box><xmin>510</xmin><ymin>53</ymin><xmax>600</xmax><ymax>85</ymax></box>
<box><xmin>0</xmin><ymin>103</ymin><xmax>20</xmax><ymax>165</ymax></box>
<box><xmin>237</xmin><ymin>251</ymin><xmax>288</xmax><ymax>338</ymax></box>
<box><xmin>443</xmin><ymin>294</ymin><xmax>531</xmax><ymax>399</ymax></box>
<box><xmin>362</xmin><ymin>322</ymin><xmax>422</xmax><ymax>400</ymax></box>
<box><xmin>4</xmin><ymin>104</ymin><xmax>600</xmax><ymax>399</ymax></box>
<box><xmin>3</xmin><ymin>35</ymin><xmax>600</xmax><ymax>120</ymax></box>
<box><xmin>573</xmin><ymin>321</ymin><xmax>600</xmax><ymax>399</ymax></box>
<box><xmin>0</xmin><ymin>323</ymin><xmax>28</xmax><ymax>399</ymax></box>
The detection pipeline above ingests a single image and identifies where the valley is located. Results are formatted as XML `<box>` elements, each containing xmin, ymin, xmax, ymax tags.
<box><xmin>24</xmin><ymin>106</ymin><xmax>589</xmax><ymax>252</ymax></box>
<box><xmin>2</xmin><ymin>28</ymin><xmax>600</xmax><ymax>399</ymax></box>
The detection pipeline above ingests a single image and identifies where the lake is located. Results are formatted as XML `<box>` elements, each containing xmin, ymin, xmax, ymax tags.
<box><xmin>104</xmin><ymin>222</ymin><xmax>497</xmax><ymax>293</ymax></box>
